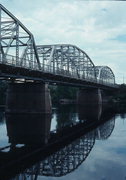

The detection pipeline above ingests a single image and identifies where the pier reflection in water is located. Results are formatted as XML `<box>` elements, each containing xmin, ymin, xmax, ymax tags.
<box><xmin>10</xmin><ymin>117</ymin><xmax>115</xmax><ymax>179</ymax></box>
<box><xmin>0</xmin><ymin>104</ymin><xmax>118</xmax><ymax>180</ymax></box>
<box><xmin>6</xmin><ymin>113</ymin><xmax>52</xmax><ymax>145</ymax></box>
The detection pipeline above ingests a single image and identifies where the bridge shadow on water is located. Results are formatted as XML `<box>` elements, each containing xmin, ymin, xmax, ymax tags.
<box><xmin>0</xmin><ymin>104</ymin><xmax>120</xmax><ymax>180</ymax></box>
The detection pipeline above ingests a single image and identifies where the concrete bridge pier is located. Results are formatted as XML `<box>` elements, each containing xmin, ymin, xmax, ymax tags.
<box><xmin>6</xmin><ymin>82</ymin><xmax>52</xmax><ymax>114</ymax></box>
<box><xmin>77</xmin><ymin>88</ymin><xmax>102</xmax><ymax>105</ymax></box>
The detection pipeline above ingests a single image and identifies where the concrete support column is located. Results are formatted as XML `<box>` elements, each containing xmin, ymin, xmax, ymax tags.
<box><xmin>77</xmin><ymin>88</ymin><xmax>102</xmax><ymax>105</ymax></box>
<box><xmin>6</xmin><ymin>82</ymin><xmax>52</xmax><ymax>114</ymax></box>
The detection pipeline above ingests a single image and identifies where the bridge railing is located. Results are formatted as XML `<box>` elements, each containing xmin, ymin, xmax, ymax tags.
<box><xmin>97</xmin><ymin>79</ymin><xmax>119</xmax><ymax>88</ymax></box>
<box><xmin>0</xmin><ymin>54</ymin><xmax>118</xmax><ymax>88</ymax></box>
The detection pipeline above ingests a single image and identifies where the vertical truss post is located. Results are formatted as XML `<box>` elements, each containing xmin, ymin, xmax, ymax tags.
<box><xmin>77</xmin><ymin>48</ymin><xmax>81</xmax><ymax>78</ymax></box>
<box><xmin>16</xmin><ymin>22</ymin><xmax>19</xmax><ymax>66</ymax></box>
<box><xmin>48</xmin><ymin>45</ymin><xmax>55</xmax><ymax>73</ymax></box>
<box><xmin>67</xmin><ymin>46</ymin><xmax>69</xmax><ymax>73</ymax></box>
<box><xmin>61</xmin><ymin>46</ymin><xmax>63</xmax><ymax>71</ymax></box>
<box><xmin>53</xmin><ymin>51</ymin><xmax>55</xmax><ymax>74</ymax></box>
<box><xmin>82</xmin><ymin>53</ymin><xmax>84</xmax><ymax>78</ymax></box>
<box><xmin>30</xmin><ymin>37</ymin><xmax>33</xmax><ymax>69</ymax></box>
<box><xmin>41</xmin><ymin>48</ymin><xmax>44</xmax><ymax>71</ymax></box>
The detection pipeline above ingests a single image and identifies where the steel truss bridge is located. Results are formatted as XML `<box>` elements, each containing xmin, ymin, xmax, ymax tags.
<box><xmin>0</xmin><ymin>4</ymin><xmax>118</xmax><ymax>89</ymax></box>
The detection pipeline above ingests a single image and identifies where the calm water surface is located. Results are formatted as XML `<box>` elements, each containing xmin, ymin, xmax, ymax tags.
<box><xmin>0</xmin><ymin>105</ymin><xmax>126</xmax><ymax>180</ymax></box>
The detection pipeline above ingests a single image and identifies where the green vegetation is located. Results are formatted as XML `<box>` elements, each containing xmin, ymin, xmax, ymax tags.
<box><xmin>114</xmin><ymin>84</ymin><xmax>126</xmax><ymax>103</ymax></box>
<box><xmin>50</xmin><ymin>84</ymin><xmax>126</xmax><ymax>104</ymax></box>
<box><xmin>0</xmin><ymin>82</ymin><xmax>78</xmax><ymax>106</ymax></box>
<box><xmin>0</xmin><ymin>82</ymin><xmax>126</xmax><ymax>106</ymax></box>
<box><xmin>49</xmin><ymin>85</ymin><xmax>78</xmax><ymax>103</ymax></box>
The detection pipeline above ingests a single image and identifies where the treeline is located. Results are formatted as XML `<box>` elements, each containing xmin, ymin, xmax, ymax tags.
<box><xmin>0</xmin><ymin>81</ymin><xmax>78</xmax><ymax>105</ymax></box>
<box><xmin>49</xmin><ymin>85</ymin><xmax>78</xmax><ymax>103</ymax></box>
<box><xmin>50</xmin><ymin>84</ymin><xmax>126</xmax><ymax>104</ymax></box>
<box><xmin>0</xmin><ymin>81</ymin><xmax>126</xmax><ymax>105</ymax></box>
<box><xmin>114</xmin><ymin>84</ymin><xmax>126</xmax><ymax>103</ymax></box>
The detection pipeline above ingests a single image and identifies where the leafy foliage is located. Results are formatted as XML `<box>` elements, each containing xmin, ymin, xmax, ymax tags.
<box><xmin>114</xmin><ymin>84</ymin><xmax>126</xmax><ymax>103</ymax></box>
<box><xmin>49</xmin><ymin>85</ymin><xmax>78</xmax><ymax>103</ymax></box>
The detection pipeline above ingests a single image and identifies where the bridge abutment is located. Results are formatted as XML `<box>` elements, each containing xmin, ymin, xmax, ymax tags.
<box><xmin>6</xmin><ymin>82</ymin><xmax>52</xmax><ymax>114</ymax></box>
<box><xmin>77</xmin><ymin>88</ymin><xmax>102</xmax><ymax>105</ymax></box>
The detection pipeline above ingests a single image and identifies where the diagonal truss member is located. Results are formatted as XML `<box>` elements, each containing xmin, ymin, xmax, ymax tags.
<box><xmin>0</xmin><ymin>4</ymin><xmax>41</xmax><ymax>69</ymax></box>
<box><xmin>0</xmin><ymin>4</ymin><xmax>116</xmax><ymax>86</ymax></box>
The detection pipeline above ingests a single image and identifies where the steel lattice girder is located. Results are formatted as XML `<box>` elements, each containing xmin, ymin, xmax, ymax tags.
<box><xmin>0</xmin><ymin>4</ymin><xmax>41</xmax><ymax>69</ymax></box>
<box><xmin>0</xmin><ymin>4</ymin><xmax>117</xmax><ymax>87</ymax></box>
<box><xmin>36</xmin><ymin>44</ymin><xmax>96</xmax><ymax>80</ymax></box>
<box><xmin>95</xmin><ymin>66</ymin><xmax>115</xmax><ymax>85</ymax></box>
<box><xmin>24</xmin><ymin>131</ymin><xmax>95</xmax><ymax>177</ymax></box>
<box><xmin>96</xmin><ymin>118</ymin><xmax>115</xmax><ymax>140</ymax></box>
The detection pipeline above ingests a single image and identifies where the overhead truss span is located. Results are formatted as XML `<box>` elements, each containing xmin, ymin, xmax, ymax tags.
<box><xmin>95</xmin><ymin>66</ymin><xmax>115</xmax><ymax>85</ymax></box>
<box><xmin>0</xmin><ymin>4</ymin><xmax>41</xmax><ymax>69</ymax></box>
<box><xmin>36</xmin><ymin>44</ymin><xmax>96</xmax><ymax>81</ymax></box>
<box><xmin>0</xmin><ymin>4</ymin><xmax>118</xmax><ymax>89</ymax></box>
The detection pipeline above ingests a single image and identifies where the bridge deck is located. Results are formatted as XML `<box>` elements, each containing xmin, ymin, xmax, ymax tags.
<box><xmin>0</xmin><ymin>62</ymin><xmax>118</xmax><ymax>90</ymax></box>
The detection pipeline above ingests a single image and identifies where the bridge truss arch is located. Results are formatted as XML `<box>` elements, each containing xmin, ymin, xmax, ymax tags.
<box><xmin>96</xmin><ymin>118</ymin><xmax>115</xmax><ymax>140</ymax></box>
<box><xmin>22</xmin><ymin>131</ymin><xmax>95</xmax><ymax>178</ymax></box>
<box><xmin>36</xmin><ymin>44</ymin><xmax>96</xmax><ymax>81</ymax></box>
<box><xmin>95</xmin><ymin>66</ymin><xmax>115</xmax><ymax>85</ymax></box>
<box><xmin>0</xmin><ymin>4</ymin><xmax>41</xmax><ymax>69</ymax></box>
<box><xmin>0</xmin><ymin>4</ymin><xmax>117</xmax><ymax>89</ymax></box>
<box><xmin>0</xmin><ymin>4</ymin><xmax>96</xmax><ymax>82</ymax></box>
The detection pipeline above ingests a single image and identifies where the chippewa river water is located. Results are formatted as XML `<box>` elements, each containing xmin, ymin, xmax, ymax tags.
<box><xmin>0</xmin><ymin>104</ymin><xmax>126</xmax><ymax>180</ymax></box>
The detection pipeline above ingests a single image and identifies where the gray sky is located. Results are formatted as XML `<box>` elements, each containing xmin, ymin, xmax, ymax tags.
<box><xmin>1</xmin><ymin>0</ymin><xmax>126</xmax><ymax>83</ymax></box>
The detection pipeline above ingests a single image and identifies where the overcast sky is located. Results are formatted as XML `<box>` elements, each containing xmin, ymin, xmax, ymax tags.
<box><xmin>1</xmin><ymin>0</ymin><xmax>126</xmax><ymax>83</ymax></box>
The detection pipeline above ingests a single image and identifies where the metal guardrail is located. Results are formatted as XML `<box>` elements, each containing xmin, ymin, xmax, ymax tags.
<box><xmin>0</xmin><ymin>54</ymin><xmax>118</xmax><ymax>88</ymax></box>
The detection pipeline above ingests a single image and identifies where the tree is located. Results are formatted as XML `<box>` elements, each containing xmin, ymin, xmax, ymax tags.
<box><xmin>49</xmin><ymin>85</ymin><xmax>78</xmax><ymax>103</ymax></box>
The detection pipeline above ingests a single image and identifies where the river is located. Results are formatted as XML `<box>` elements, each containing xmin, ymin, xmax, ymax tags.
<box><xmin>0</xmin><ymin>104</ymin><xmax>126</xmax><ymax>180</ymax></box>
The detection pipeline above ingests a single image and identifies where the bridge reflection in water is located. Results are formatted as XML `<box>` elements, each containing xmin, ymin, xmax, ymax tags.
<box><xmin>6</xmin><ymin>113</ymin><xmax>52</xmax><ymax>145</ymax></box>
<box><xmin>24</xmin><ymin>131</ymin><xmax>95</xmax><ymax>178</ymax></box>
<box><xmin>0</xmin><ymin>105</ymin><xmax>115</xmax><ymax>180</ymax></box>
